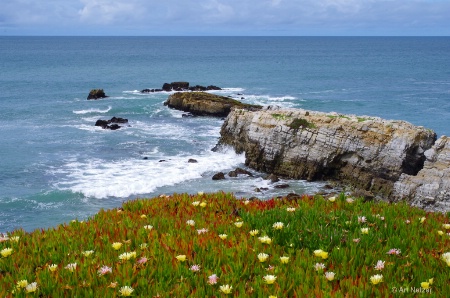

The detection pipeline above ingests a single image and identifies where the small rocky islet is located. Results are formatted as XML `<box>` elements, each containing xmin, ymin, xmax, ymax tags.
<box><xmin>86</xmin><ymin>82</ymin><xmax>450</xmax><ymax>212</ymax></box>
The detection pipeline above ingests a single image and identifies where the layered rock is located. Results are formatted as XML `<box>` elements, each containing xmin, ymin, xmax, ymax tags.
<box><xmin>164</xmin><ymin>92</ymin><xmax>261</xmax><ymax>117</ymax></box>
<box><xmin>218</xmin><ymin>106</ymin><xmax>437</xmax><ymax>198</ymax></box>
<box><xmin>393</xmin><ymin>136</ymin><xmax>450</xmax><ymax>211</ymax></box>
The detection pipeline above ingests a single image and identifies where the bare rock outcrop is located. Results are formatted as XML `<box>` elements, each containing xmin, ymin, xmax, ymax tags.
<box><xmin>393</xmin><ymin>136</ymin><xmax>450</xmax><ymax>211</ymax></box>
<box><xmin>164</xmin><ymin>92</ymin><xmax>261</xmax><ymax>117</ymax></box>
<box><xmin>218</xmin><ymin>106</ymin><xmax>437</xmax><ymax>198</ymax></box>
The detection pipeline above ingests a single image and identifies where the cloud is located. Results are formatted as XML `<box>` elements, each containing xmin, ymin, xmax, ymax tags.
<box><xmin>1</xmin><ymin>0</ymin><xmax>450</xmax><ymax>35</ymax></box>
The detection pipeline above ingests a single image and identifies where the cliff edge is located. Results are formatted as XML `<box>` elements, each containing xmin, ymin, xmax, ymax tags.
<box><xmin>218</xmin><ymin>106</ymin><xmax>439</xmax><ymax>201</ymax></box>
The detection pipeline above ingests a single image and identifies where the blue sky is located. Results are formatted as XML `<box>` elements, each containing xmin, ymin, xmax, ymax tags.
<box><xmin>1</xmin><ymin>0</ymin><xmax>450</xmax><ymax>36</ymax></box>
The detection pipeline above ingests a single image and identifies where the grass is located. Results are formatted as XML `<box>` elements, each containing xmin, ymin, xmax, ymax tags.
<box><xmin>1</xmin><ymin>192</ymin><xmax>449</xmax><ymax>297</ymax></box>
<box><xmin>289</xmin><ymin>118</ymin><xmax>316</xmax><ymax>130</ymax></box>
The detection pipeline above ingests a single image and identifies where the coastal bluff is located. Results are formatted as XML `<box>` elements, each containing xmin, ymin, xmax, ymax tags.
<box><xmin>217</xmin><ymin>106</ymin><xmax>449</xmax><ymax>207</ymax></box>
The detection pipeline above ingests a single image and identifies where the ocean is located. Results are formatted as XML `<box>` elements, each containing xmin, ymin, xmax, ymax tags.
<box><xmin>1</xmin><ymin>36</ymin><xmax>449</xmax><ymax>233</ymax></box>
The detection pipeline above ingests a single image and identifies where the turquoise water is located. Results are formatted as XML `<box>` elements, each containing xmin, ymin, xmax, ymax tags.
<box><xmin>1</xmin><ymin>37</ymin><xmax>449</xmax><ymax>232</ymax></box>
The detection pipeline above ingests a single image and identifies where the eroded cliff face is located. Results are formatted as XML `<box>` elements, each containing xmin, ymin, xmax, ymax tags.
<box><xmin>218</xmin><ymin>106</ymin><xmax>437</xmax><ymax>198</ymax></box>
<box><xmin>393</xmin><ymin>136</ymin><xmax>450</xmax><ymax>212</ymax></box>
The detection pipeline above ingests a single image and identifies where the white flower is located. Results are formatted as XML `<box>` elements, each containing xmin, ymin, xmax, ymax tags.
<box><xmin>361</xmin><ymin>227</ymin><xmax>369</xmax><ymax>234</ymax></box>
<box><xmin>143</xmin><ymin>225</ymin><xmax>153</xmax><ymax>230</ymax></box>
<box><xmin>118</xmin><ymin>252</ymin><xmax>137</xmax><ymax>261</ymax></box>
<box><xmin>207</xmin><ymin>274</ymin><xmax>219</xmax><ymax>285</ymax></box>
<box><xmin>186</xmin><ymin>220</ymin><xmax>195</xmax><ymax>226</ymax></box>
<box><xmin>48</xmin><ymin>264</ymin><xmax>58</xmax><ymax>272</ymax></box>
<box><xmin>82</xmin><ymin>250</ymin><xmax>94</xmax><ymax>257</ymax></box>
<box><xmin>314</xmin><ymin>263</ymin><xmax>326</xmax><ymax>271</ymax></box>
<box><xmin>65</xmin><ymin>263</ymin><xmax>77</xmax><ymax>272</ymax></box>
<box><xmin>386</xmin><ymin>248</ymin><xmax>401</xmax><ymax>255</ymax></box>
<box><xmin>140</xmin><ymin>243</ymin><xmax>148</xmax><ymax>249</ymax></box>
<box><xmin>25</xmin><ymin>282</ymin><xmax>38</xmax><ymax>293</ymax></box>
<box><xmin>358</xmin><ymin>216</ymin><xmax>367</xmax><ymax>223</ymax></box>
<box><xmin>442</xmin><ymin>224</ymin><xmax>450</xmax><ymax>230</ymax></box>
<box><xmin>234</xmin><ymin>221</ymin><xmax>244</xmax><ymax>228</ymax></box>
<box><xmin>325</xmin><ymin>272</ymin><xmax>335</xmax><ymax>281</ymax></box>
<box><xmin>441</xmin><ymin>252</ymin><xmax>450</xmax><ymax>266</ymax></box>
<box><xmin>192</xmin><ymin>201</ymin><xmax>200</xmax><ymax>206</ymax></box>
<box><xmin>219</xmin><ymin>284</ymin><xmax>233</xmax><ymax>294</ymax></box>
<box><xmin>249</xmin><ymin>229</ymin><xmax>259</xmax><ymax>236</ymax></box>
<box><xmin>258</xmin><ymin>253</ymin><xmax>269</xmax><ymax>262</ymax></box>
<box><xmin>279</xmin><ymin>256</ymin><xmax>290</xmax><ymax>264</ymax></box>
<box><xmin>286</xmin><ymin>207</ymin><xmax>296</xmax><ymax>212</ymax></box>
<box><xmin>197</xmin><ymin>228</ymin><xmax>209</xmax><ymax>235</ymax></box>
<box><xmin>263</xmin><ymin>275</ymin><xmax>277</xmax><ymax>284</ymax></box>
<box><xmin>219</xmin><ymin>234</ymin><xmax>228</xmax><ymax>240</ymax></box>
<box><xmin>346</xmin><ymin>197</ymin><xmax>354</xmax><ymax>203</ymax></box>
<box><xmin>272</xmin><ymin>222</ymin><xmax>284</xmax><ymax>230</ymax></box>
<box><xmin>258</xmin><ymin>236</ymin><xmax>272</xmax><ymax>244</ymax></box>
<box><xmin>9</xmin><ymin>236</ymin><xmax>20</xmax><ymax>242</ymax></box>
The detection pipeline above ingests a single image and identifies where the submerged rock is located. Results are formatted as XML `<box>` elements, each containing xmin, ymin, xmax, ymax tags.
<box><xmin>217</xmin><ymin>106</ymin><xmax>437</xmax><ymax>202</ymax></box>
<box><xmin>212</xmin><ymin>172</ymin><xmax>226</xmax><ymax>180</ymax></box>
<box><xmin>164</xmin><ymin>92</ymin><xmax>261</xmax><ymax>117</ymax></box>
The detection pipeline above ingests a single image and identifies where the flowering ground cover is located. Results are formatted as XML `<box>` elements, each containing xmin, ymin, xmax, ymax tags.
<box><xmin>1</xmin><ymin>192</ymin><xmax>449</xmax><ymax>297</ymax></box>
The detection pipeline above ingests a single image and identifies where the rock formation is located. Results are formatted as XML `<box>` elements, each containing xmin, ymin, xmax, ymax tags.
<box><xmin>164</xmin><ymin>92</ymin><xmax>261</xmax><ymax>117</ymax></box>
<box><xmin>87</xmin><ymin>89</ymin><xmax>108</xmax><ymax>100</ymax></box>
<box><xmin>95</xmin><ymin>117</ymin><xmax>128</xmax><ymax>130</ymax></box>
<box><xmin>218</xmin><ymin>106</ymin><xmax>437</xmax><ymax>199</ymax></box>
<box><xmin>393</xmin><ymin>136</ymin><xmax>450</xmax><ymax>212</ymax></box>
<box><xmin>141</xmin><ymin>82</ymin><xmax>222</xmax><ymax>93</ymax></box>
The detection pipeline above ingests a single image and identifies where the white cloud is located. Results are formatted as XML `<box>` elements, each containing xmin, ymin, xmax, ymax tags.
<box><xmin>1</xmin><ymin>0</ymin><xmax>450</xmax><ymax>35</ymax></box>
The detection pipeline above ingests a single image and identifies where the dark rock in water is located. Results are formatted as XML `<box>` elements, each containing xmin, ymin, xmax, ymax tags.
<box><xmin>87</xmin><ymin>89</ymin><xmax>108</xmax><ymax>100</ymax></box>
<box><xmin>323</xmin><ymin>184</ymin><xmax>334</xmax><ymax>189</ymax></box>
<box><xmin>95</xmin><ymin>117</ymin><xmax>128</xmax><ymax>130</ymax></box>
<box><xmin>189</xmin><ymin>85</ymin><xmax>207</xmax><ymax>91</ymax></box>
<box><xmin>141</xmin><ymin>88</ymin><xmax>163</xmax><ymax>93</ymax></box>
<box><xmin>207</xmin><ymin>85</ymin><xmax>222</xmax><ymax>90</ymax></box>
<box><xmin>143</xmin><ymin>157</ymin><xmax>148</xmax><ymax>160</ymax></box>
<box><xmin>274</xmin><ymin>183</ymin><xmax>290</xmax><ymax>189</ymax></box>
<box><xmin>260</xmin><ymin>187</ymin><xmax>269</xmax><ymax>191</ymax></box>
<box><xmin>159</xmin><ymin>160</ymin><xmax>166</xmax><ymax>162</ymax></box>
<box><xmin>228</xmin><ymin>167</ymin><xmax>253</xmax><ymax>177</ymax></box>
<box><xmin>162</xmin><ymin>82</ymin><xmax>190</xmax><ymax>91</ymax></box>
<box><xmin>164</xmin><ymin>92</ymin><xmax>262</xmax><ymax>117</ymax></box>
<box><xmin>212</xmin><ymin>172</ymin><xmax>226</xmax><ymax>180</ymax></box>
<box><xmin>286</xmin><ymin>193</ymin><xmax>302</xmax><ymax>200</ymax></box>
<box><xmin>142</xmin><ymin>82</ymin><xmax>221</xmax><ymax>93</ymax></box>
<box><xmin>264</xmin><ymin>174</ymin><xmax>280</xmax><ymax>183</ymax></box>
<box><xmin>188</xmin><ymin>159</ymin><xmax>198</xmax><ymax>163</ymax></box>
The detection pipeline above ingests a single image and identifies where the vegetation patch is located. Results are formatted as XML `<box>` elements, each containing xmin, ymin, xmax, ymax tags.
<box><xmin>271</xmin><ymin>113</ymin><xmax>292</xmax><ymax>121</ymax></box>
<box><xmin>0</xmin><ymin>192</ymin><xmax>449</xmax><ymax>297</ymax></box>
<box><xmin>289</xmin><ymin>118</ymin><xmax>316</xmax><ymax>130</ymax></box>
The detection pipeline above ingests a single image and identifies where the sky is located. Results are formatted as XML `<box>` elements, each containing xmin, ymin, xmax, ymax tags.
<box><xmin>1</xmin><ymin>0</ymin><xmax>450</xmax><ymax>36</ymax></box>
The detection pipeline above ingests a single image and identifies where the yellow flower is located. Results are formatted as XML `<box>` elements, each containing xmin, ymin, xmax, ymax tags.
<box><xmin>176</xmin><ymin>255</ymin><xmax>187</xmax><ymax>262</ymax></box>
<box><xmin>112</xmin><ymin>242</ymin><xmax>123</xmax><ymax>250</ymax></box>
<box><xmin>441</xmin><ymin>252</ymin><xmax>450</xmax><ymax>266</ymax></box>
<box><xmin>370</xmin><ymin>274</ymin><xmax>383</xmax><ymax>285</ymax></box>
<box><xmin>269</xmin><ymin>296</ymin><xmax>277</xmax><ymax>298</ymax></box>
<box><xmin>140</xmin><ymin>214</ymin><xmax>147</xmax><ymax>218</ymax></box>
<box><xmin>443</xmin><ymin>224</ymin><xmax>450</xmax><ymax>230</ymax></box>
<box><xmin>361</xmin><ymin>228</ymin><xmax>369</xmax><ymax>234</ymax></box>
<box><xmin>428</xmin><ymin>278</ymin><xmax>434</xmax><ymax>285</ymax></box>
<box><xmin>200</xmin><ymin>201</ymin><xmax>207</xmax><ymax>207</ymax></box>
<box><xmin>25</xmin><ymin>282</ymin><xmax>38</xmax><ymax>293</ymax></box>
<box><xmin>419</xmin><ymin>217</ymin><xmax>426</xmax><ymax>223</ymax></box>
<box><xmin>328</xmin><ymin>196</ymin><xmax>336</xmax><ymax>202</ymax></box>
<box><xmin>263</xmin><ymin>275</ymin><xmax>277</xmax><ymax>284</ymax></box>
<box><xmin>280</xmin><ymin>256</ymin><xmax>290</xmax><ymax>264</ymax></box>
<box><xmin>234</xmin><ymin>221</ymin><xmax>243</xmax><ymax>228</ymax></box>
<box><xmin>438</xmin><ymin>230</ymin><xmax>444</xmax><ymax>235</ymax></box>
<box><xmin>118</xmin><ymin>252</ymin><xmax>136</xmax><ymax>261</ymax></box>
<box><xmin>219</xmin><ymin>284</ymin><xmax>233</xmax><ymax>294</ymax></box>
<box><xmin>140</xmin><ymin>243</ymin><xmax>148</xmax><ymax>249</ymax></box>
<box><xmin>119</xmin><ymin>286</ymin><xmax>134</xmax><ymax>296</ymax></box>
<box><xmin>219</xmin><ymin>234</ymin><xmax>228</xmax><ymax>240</ymax></box>
<box><xmin>258</xmin><ymin>236</ymin><xmax>272</xmax><ymax>244</ymax></box>
<box><xmin>82</xmin><ymin>250</ymin><xmax>94</xmax><ymax>257</ymax></box>
<box><xmin>249</xmin><ymin>229</ymin><xmax>259</xmax><ymax>236</ymax></box>
<box><xmin>1</xmin><ymin>248</ymin><xmax>13</xmax><ymax>258</ymax></box>
<box><xmin>48</xmin><ymin>264</ymin><xmax>58</xmax><ymax>272</ymax></box>
<box><xmin>313</xmin><ymin>249</ymin><xmax>328</xmax><ymax>259</ymax></box>
<box><xmin>286</xmin><ymin>207</ymin><xmax>296</xmax><ymax>212</ymax></box>
<box><xmin>421</xmin><ymin>282</ymin><xmax>430</xmax><ymax>289</ymax></box>
<box><xmin>16</xmin><ymin>280</ymin><xmax>28</xmax><ymax>288</ymax></box>
<box><xmin>244</xmin><ymin>200</ymin><xmax>250</xmax><ymax>205</ymax></box>
<box><xmin>9</xmin><ymin>236</ymin><xmax>20</xmax><ymax>242</ymax></box>
<box><xmin>258</xmin><ymin>253</ymin><xmax>269</xmax><ymax>262</ymax></box>
<box><xmin>272</xmin><ymin>222</ymin><xmax>284</xmax><ymax>230</ymax></box>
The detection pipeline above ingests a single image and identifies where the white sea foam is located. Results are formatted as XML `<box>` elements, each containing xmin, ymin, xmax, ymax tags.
<box><xmin>73</xmin><ymin>106</ymin><xmax>112</xmax><ymax>114</ymax></box>
<box><xmin>54</xmin><ymin>148</ymin><xmax>245</xmax><ymax>199</ymax></box>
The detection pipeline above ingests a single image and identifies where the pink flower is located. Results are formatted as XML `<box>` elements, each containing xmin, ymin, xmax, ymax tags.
<box><xmin>197</xmin><ymin>228</ymin><xmax>209</xmax><ymax>235</ymax></box>
<box><xmin>374</xmin><ymin>260</ymin><xmax>385</xmax><ymax>271</ymax></box>
<box><xmin>137</xmin><ymin>257</ymin><xmax>148</xmax><ymax>265</ymax></box>
<box><xmin>353</xmin><ymin>238</ymin><xmax>361</xmax><ymax>243</ymax></box>
<box><xmin>207</xmin><ymin>274</ymin><xmax>218</xmax><ymax>285</ymax></box>
<box><xmin>190</xmin><ymin>264</ymin><xmax>201</xmax><ymax>272</ymax></box>
<box><xmin>97</xmin><ymin>265</ymin><xmax>112</xmax><ymax>276</ymax></box>
<box><xmin>358</xmin><ymin>216</ymin><xmax>367</xmax><ymax>223</ymax></box>
<box><xmin>387</xmin><ymin>248</ymin><xmax>401</xmax><ymax>255</ymax></box>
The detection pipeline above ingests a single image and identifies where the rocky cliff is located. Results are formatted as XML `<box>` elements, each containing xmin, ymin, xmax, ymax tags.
<box><xmin>393</xmin><ymin>136</ymin><xmax>450</xmax><ymax>212</ymax></box>
<box><xmin>218</xmin><ymin>106</ymin><xmax>438</xmax><ymax>199</ymax></box>
<box><xmin>164</xmin><ymin>92</ymin><xmax>261</xmax><ymax>117</ymax></box>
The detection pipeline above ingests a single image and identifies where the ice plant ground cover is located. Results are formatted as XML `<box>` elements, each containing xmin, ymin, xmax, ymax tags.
<box><xmin>0</xmin><ymin>192</ymin><xmax>449</xmax><ymax>297</ymax></box>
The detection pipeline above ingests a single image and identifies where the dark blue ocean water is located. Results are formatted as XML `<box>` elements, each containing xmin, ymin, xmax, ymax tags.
<box><xmin>1</xmin><ymin>37</ymin><xmax>449</xmax><ymax>232</ymax></box>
